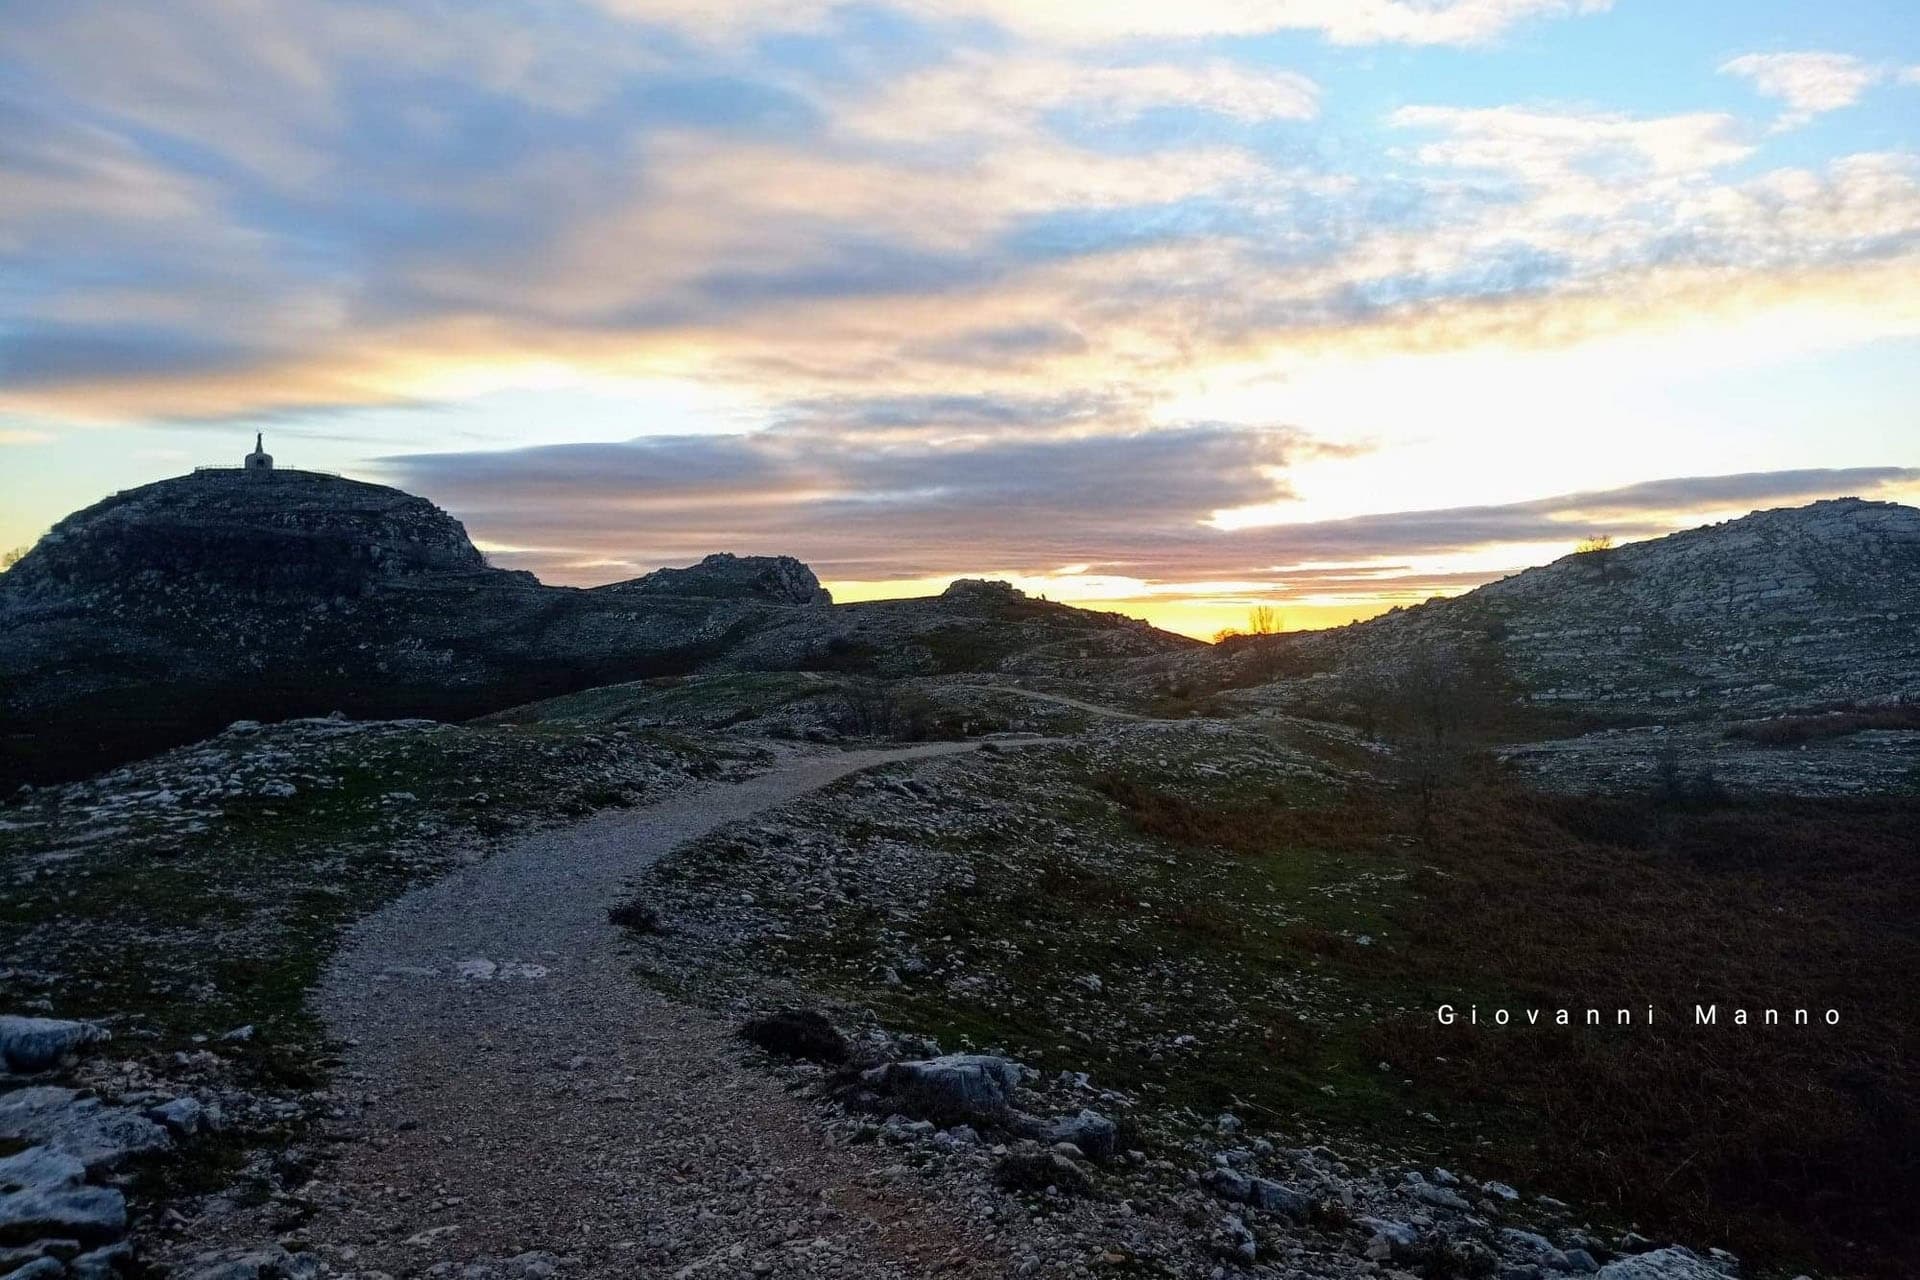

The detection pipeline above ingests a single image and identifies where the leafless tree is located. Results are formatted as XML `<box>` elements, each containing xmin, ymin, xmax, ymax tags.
<box><xmin>1248</xmin><ymin>604</ymin><xmax>1280</xmax><ymax>635</ymax></box>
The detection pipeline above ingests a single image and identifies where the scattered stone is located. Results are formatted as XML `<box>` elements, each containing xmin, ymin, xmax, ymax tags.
<box><xmin>176</xmin><ymin>1247</ymin><xmax>322</xmax><ymax>1280</ymax></box>
<box><xmin>1209</xmin><ymin>1215</ymin><xmax>1257</xmax><ymax>1264</ymax></box>
<box><xmin>993</xmin><ymin>1149</ymin><xmax>1090</xmax><ymax>1197</ymax></box>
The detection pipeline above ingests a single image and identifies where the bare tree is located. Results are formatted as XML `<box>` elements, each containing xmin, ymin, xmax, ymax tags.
<box><xmin>1248</xmin><ymin>604</ymin><xmax>1280</xmax><ymax>635</ymax></box>
<box><xmin>1575</xmin><ymin>534</ymin><xmax>1616</xmax><ymax>584</ymax></box>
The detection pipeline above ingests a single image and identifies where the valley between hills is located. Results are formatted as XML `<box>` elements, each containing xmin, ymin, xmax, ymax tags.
<box><xmin>2</xmin><ymin>470</ymin><xmax>1916</xmax><ymax>1280</ymax></box>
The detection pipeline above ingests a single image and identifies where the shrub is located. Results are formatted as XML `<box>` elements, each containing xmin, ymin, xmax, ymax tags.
<box><xmin>738</xmin><ymin>1008</ymin><xmax>849</xmax><ymax>1063</ymax></box>
<box><xmin>607</xmin><ymin>898</ymin><xmax>662</xmax><ymax>934</ymax></box>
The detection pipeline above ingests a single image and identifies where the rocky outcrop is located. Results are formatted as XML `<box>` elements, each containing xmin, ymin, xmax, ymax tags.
<box><xmin>0</xmin><ymin>471</ymin><xmax>1191</xmax><ymax>785</ymax></box>
<box><xmin>615</xmin><ymin>553</ymin><xmax>832</xmax><ymax>605</ymax></box>
<box><xmin>0</xmin><ymin>1020</ymin><xmax>110</xmax><ymax>1077</ymax></box>
<box><xmin>3</xmin><ymin>471</ymin><xmax>488</xmax><ymax>601</ymax></box>
<box><xmin>1204</xmin><ymin>498</ymin><xmax>1920</xmax><ymax>721</ymax></box>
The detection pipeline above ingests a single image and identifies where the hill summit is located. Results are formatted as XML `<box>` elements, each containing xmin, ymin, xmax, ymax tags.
<box><xmin>0</xmin><ymin>467</ymin><xmax>1186</xmax><ymax>785</ymax></box>
<box><xmin>1200</xmin><ymin>497</ymin><xmax>1920</xmax><ymax>719</ymax></box>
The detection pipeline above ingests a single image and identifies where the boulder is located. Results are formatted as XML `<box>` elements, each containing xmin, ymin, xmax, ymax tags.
<box><xmin>0</xmin><ymin>1146</ymin><xmax>86</xmax><ymax>1193</ymax></box>
<box><xmin>0</xmin><ymin>1018</ymin><xmax>109</xmax><ymax>1074</ymax></box>
<box><xmin>176</xmin><ymin>1247</ymin><xmax>322</xmax><ymax>1280</ymax></box>
<box><xmin>861</xmin><ymin>1054</ymin><xmax>1023</xmax><ymax>1123</ymax></box>
<box><xmin>0</xmin><ymin>1088</ymin><xmax>170</xmax><ymax>1173</ymax></box>
<box><xmin>1202</xmin><ymin>1167</ymin><xmax>1253</xmax><ymax>1202</ymax></box>
<box><xmin>1414</xmin><ymin>1180</ymin><xmax>1472</xmax><ymax>1211</ymax></box>
<box><xmin>1499</xmin><ymin>1228</ymin><xmax>1571</xmax><ymax>1271</ymax></box>
<box><xmin>1246</xmin><ymin>1177</ymin><xmax>1310</xmax><ymax>1218</ymax></box>
<box><xmin>70</xmin><ymin>1241</ymin><xmax>133</xmax><ymax>1280</ymax></box>
<box><xmin>1596</xmin><ymin>1248</ymin><xmax>1725</xmax><ymax>1280</ymax></box>
<box><xmin>8</xmin><ymin>1257</ymin><xmax>66</xmax><ymax>1280</ymax></box>
<box><xmin>1045</xmin><ymin>1110</ymin><xmax>1117</xmax><ymax>1161</ymax></box>
<box><xmin>0</xmin><ymin>1185</ymin><xmax>126</xmax><ymax>1246</ymax></box>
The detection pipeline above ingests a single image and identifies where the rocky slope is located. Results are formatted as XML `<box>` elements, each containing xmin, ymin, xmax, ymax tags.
<box><xmin>0</xmin><ymin>471</ymin><xmax>1192</xmax><ymax>786</ymax></box>
<box><xmin>1195</xmin><ymin>498</ymin><xmax>1920</xmax><ymax>722</ymax></box>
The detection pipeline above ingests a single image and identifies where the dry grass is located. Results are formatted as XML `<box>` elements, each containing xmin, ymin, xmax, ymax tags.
<box><xmin>1725</xmin><ymin>705</ymin><xmax>1920</xmax><ymax>746</ymax></box>
<box><xmin>1365</xmin><ymin>773</ymin><xmax>1920</xmax><ymax>1278</ymax></box>
<box><xmin>1097</xmin><ymin>758</ymin><xmax>1920</xmax><ymax>1276</ymax></box>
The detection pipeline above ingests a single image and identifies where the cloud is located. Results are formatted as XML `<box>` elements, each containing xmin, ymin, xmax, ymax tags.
<box><xmin>1390</xmin><ymin>104</ymin><xmax>1753</xmax><ymax>182</ymax></box>
<box><xmin>378</xmin><ymin>407</ymin><xmax>1918</xmax><ymax>593</ymax></box>
<box><xmin>1720</xmin><ymin>52</ymin><xmax>1883</xmax><ymax>129</ymax></box>
<box><xmin>599</xmin><ymin>0</ymin><xmax>1611</xmax><ymax>47</ymax></box>
<box><xmin>377</xmin><ymin>419</ymin><xmax>1323</xmax><ymax>580</ymax></box>
<box><xmin>839</xmin><ymin>55</ymin><xmax>1320</xmax><ymax>145</ymax></box>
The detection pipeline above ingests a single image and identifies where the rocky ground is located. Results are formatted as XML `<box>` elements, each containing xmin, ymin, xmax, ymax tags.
<box><xmin>1</xmin><ymin>709</ymin><xmax>1803</xmax><ymax>1280</ymax></box>
<box><xmin>611</xmin><ymin>721</ymin><xmax>1781</xmax><ymax>1280</ymax></box>
<box><xmin>0</xmin><ymin>716</ymin><xmax>767</xmax><ymax>1280</ymax></box>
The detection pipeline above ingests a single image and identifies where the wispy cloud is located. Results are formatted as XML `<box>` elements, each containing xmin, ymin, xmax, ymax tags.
<box><xmin>597</xmin><ymin>0</ymin><xmax>1613</xmax><ymax>47</ymax></box>
<box><xmin>378</xmin><ymin>417</ymin><xmax>1919</xmax><ymax>590</ymax></box>
<box><xmin>1719</xmin><ymin>51</ymin><xmax>1885</xmax><ymax>129</ymax></box>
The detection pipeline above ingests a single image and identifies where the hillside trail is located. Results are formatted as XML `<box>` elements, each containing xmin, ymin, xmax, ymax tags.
<box><xmin>951</xmin><ymin>683</ymin><xmax>1149</xmax><ymax>722</ymax></box>
<box><xmin>300</xmin><ymin>740</ymin><xmax>1046</xmax><ymax>1279</ymax></box>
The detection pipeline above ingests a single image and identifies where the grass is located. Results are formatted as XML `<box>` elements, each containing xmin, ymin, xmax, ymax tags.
<box><xmin>652</xmin><ymin>728</ymin><xmax>1919</xmax><ymax>1278</ymax></box>
<box><xmin>1725</xmin><ymin>706</ymin><xmax>1920</xmax><ymax>746</ymax></box>
<box><xmin>0</xmin><ymin>718</ymin><xmax>727</xmax><ymax>1213</ymax></box>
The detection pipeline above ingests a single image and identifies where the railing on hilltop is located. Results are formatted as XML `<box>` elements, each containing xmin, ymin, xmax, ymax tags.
<box><xmin>190</xmin><ymin>466</ymin><xmax>344</xmax><ymax>478</ymax></box>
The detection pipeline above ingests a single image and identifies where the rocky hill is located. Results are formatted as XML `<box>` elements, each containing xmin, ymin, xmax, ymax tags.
<box><xmin>1200</xmin><ymin>498</ymin><xmax>1920</xmax><ymax>721</ymax></box>
<box><xmin>0</xmin><ymin>470</ymin><xmax>1192</xmax><ymax>785</ymax></box>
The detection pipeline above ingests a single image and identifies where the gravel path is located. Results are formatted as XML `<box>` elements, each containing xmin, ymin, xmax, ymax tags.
<box><xmin>301</xmin><ymin>742</ymin><xmax>1032</xmax><ymax>1279</ymax></box>
<box><xmin>952</xmin><ymin>685</ymin><xmax>1149</xmax><ymax>721</ymax></box>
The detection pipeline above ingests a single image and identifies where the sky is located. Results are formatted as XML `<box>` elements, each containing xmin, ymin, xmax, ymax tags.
<box><xmin>2</xmin><ymin>1</ymin><xmax>1917</xmax><ymax>638</ymax></box>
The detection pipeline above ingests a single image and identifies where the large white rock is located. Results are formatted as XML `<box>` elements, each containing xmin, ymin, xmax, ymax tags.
<box><xmin>0</xmin><ymin>1184</ymin><xmax>127</xmax><ymax>1245</ymax></box>
<box><xmin>0</xmin><ymin>1017</ymin><xmax>109</xmax><ymax>1074</ymax></box>
<box><xmin>1597</xmin><ymin>1247</ymin><xmax>1725</xmax><ymax>1280</ymax></box>
<box><xmin>0</xmin><ymin>1145</ymin><xmax>86</xmax><ymax>1192</ymax></box>
<box><xmin>0</xmin><ymin>1087</ymin><xmax>171</xmax><ymax>1173</ymax></box>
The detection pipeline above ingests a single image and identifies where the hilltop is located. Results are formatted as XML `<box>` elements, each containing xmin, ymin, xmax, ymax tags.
<box><xmin>1195</xmin><ymin>498</ymin><xmax>1919</xmax><ymax>714</ymax></box>
<box><xmin>0</xmin><ymin>469</ymin><xmax>1192</xmax><ymax>785</ymax></box>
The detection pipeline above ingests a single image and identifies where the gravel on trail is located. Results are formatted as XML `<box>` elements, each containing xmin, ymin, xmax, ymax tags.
<box><xmin>281</xmin><ymin>742</ymin><xmax>1040</xmax><ymax>1279</ymax></box>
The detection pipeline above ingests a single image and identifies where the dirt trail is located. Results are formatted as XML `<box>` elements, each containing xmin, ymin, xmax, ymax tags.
<box><xmin>955</xmin><ymin>684</ymin><xmax>1149</xmax><ymax>722</ymax></box>
<box><xmin>300</xmin><ymin>741</ymin><xmax>1040</xmax><ymax>1279</ymax></box>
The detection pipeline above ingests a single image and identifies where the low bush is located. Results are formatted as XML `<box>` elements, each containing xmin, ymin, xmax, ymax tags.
<box><xmin>738</xmin><ymin>1008</ymin><xmax>849</xmax><ymax>1063</ymax></box>
<box><xmin>607</xmin><ymin>898</ymin><xmax>662</xmax><ymax>934</ymax></box>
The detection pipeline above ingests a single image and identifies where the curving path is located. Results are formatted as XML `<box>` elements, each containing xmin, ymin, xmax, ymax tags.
<box><xmin>299</xmin><ymin>741</ymin><xmax>1042</xmax><ymax>1279</ymax></box>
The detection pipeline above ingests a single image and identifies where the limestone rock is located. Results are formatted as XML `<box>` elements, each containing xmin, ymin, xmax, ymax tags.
<box><xmin>0</xmin><ymin>1185</ymin><xmax>127</xmax><ymax>1245</ymax></box>
<box><xmin>0</xmin><ymin>1088</ymin><xmax>170</xmax><ymax>1173</ymax></box>
<box><xmin>862</xmin><ymin>1054</ymin><xmax>1024</xmax><ymax>1123</ymax></box>
<box><xmin>0</xmin><ymin>1018</ymin><xmax>109</xmax><ymax>1075</ymax></box>
<box><xmin>1596</xmin><ymin>1248</ymin><xmax>1726</xmax><ymax>1279</ymax></box>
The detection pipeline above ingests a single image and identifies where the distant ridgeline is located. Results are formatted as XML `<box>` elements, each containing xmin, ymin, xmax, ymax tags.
<box><xmin>0</xmin><ymin>443</ymin><xmax>1187</xmax><ymax>785</ymax></box>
